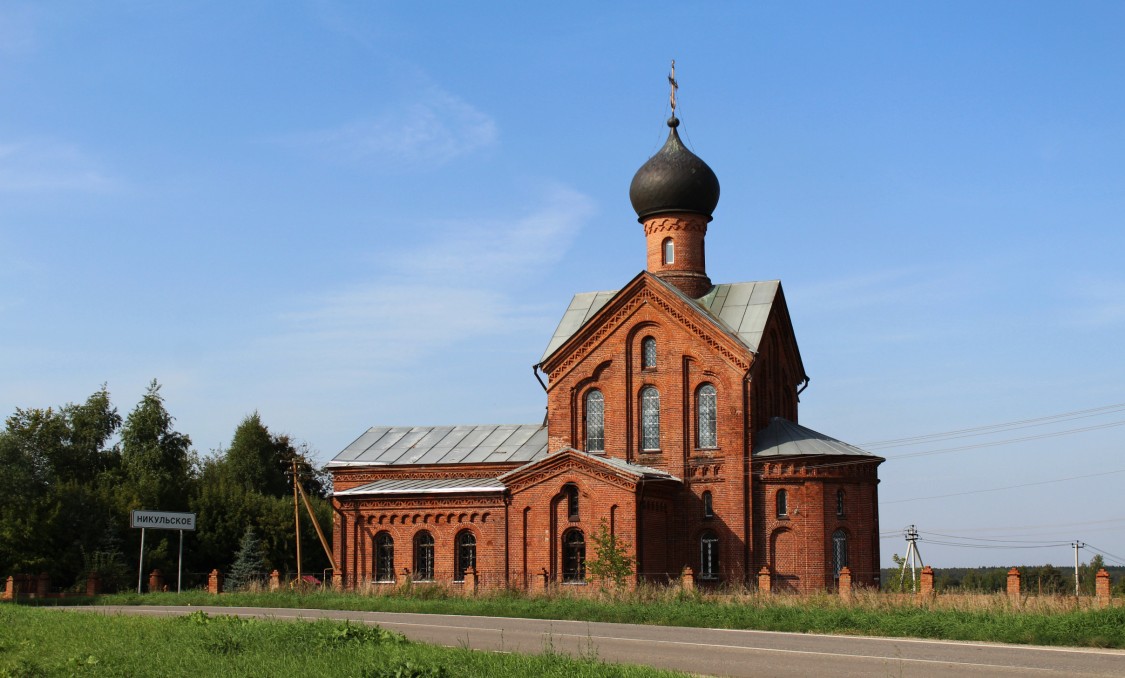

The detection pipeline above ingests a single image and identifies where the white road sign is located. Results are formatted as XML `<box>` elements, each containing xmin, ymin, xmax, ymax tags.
<box><xmin>131</xmin><ymin>510</ymin><xmax>196</xmax><ymax>531</ymax></box>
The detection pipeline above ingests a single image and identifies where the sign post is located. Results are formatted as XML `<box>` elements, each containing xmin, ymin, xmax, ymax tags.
<box><xmin>131</xmin><ymin>510</ymin><xmax>196</xmax><ymax>593</ymax></box>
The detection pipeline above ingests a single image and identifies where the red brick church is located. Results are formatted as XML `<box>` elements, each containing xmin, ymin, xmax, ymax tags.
<box><xmin>329</xmin><ymin>103</ymin><xmax>883</xmax><ymax>594</ymax></box>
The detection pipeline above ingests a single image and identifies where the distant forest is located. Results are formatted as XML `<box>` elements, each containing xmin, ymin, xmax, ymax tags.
<box><xmin>880</xmin><ymin>564</ymin><xmax>1125</xmax><ymax>594</ymax></box>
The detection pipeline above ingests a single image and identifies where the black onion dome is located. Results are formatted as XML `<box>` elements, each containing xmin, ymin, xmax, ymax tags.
<box><xmin>629</xmin><ymin>116</ymin><xmax>720</xmax><ymax>222</ymax></box>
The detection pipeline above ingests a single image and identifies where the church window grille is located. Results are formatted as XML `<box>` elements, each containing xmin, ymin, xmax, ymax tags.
<box><xmin>585</xmin><ymin>390</ymin><xmax>604</xmax><ymax>452</ymax></box>
<box><xmin>454</xmin><ymin>531</ymin><xmax>476</xmax><ymax>582</ymax></box>
<box><xmin>702</xmin><ymin>490</ymin><xmax>714</xmax><ymax>519</ymax></box>
<box><xmin>776</xmin><ymin>489</ymin><xmax>788</xmax><ymax>518</ymax></box>
<box><xmin>662</xmin><ymin>237</ymin><xmax>675</xmax><ymax>264</ymax></box>
<box><xmin>562</xmin><ymin>528</ymin><xmax>586</xmax><ymax>583</ymax></box>
<box><xmin>640</xmin><ymin>387</ymin><xmax>660</xmax><ymax>450</ymax></box>
<box><xmin>374</xmin><ymin>532</ymin><xmax>394</xmax><ymax>583</ymax></box>
<box><xmin>641</xmin><ymin>336</ymin><xmax>657</xmax><ymax>369</ymax></box>
<box><xmin>700</xmin><ymin>531</ymin><xmax>719</xmax><ymax>580</ymax></box>
<box><xmin>564</xmin><ymin>483</ymin><xmax>579</xmax><ymax>521</ymax></box>
<box><xmin>697</xmin><ymin>384</ymin><xmax>717</xmax><ymax>448</ymax></box>
<box><xmin>413</xmin><ymin>531</ymin><xmax>434</xmax><ymax>581</ymax></box>
<box><xmin>832</xmin><ymin>529</ymin><xmax>849</xmax><ymax>579</ymax></box>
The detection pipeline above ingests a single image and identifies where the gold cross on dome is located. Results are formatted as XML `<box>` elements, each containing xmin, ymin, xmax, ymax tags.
<box><xmin>668</xmin><ymin>60</ymin><xmax>678</xmax><ymax>113</ymax></box>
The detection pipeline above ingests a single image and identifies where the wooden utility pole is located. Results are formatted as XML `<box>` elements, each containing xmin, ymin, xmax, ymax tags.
<box><xmin>293</xmin><ymin>458</ymin><xmax>302</xmax><ymax>585</ymax></box>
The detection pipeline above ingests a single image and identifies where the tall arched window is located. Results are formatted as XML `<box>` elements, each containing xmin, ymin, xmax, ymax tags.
<box><xmin>455</xmin><ymin>531</ymin><xmax>476</xmax><ymax>582</ymax></box>
<box><xmin>585</xmin><ymin>390</ymin><xmax>604</xmax><ymax>453</ymax></box>
<box><xmin>562</xmin><ymin>529</ymin><xmax>586</xmax><ymax>583</ymax></box>
<box><xmin>702</xmin><ymin>490</ymin><xmax>714</xmax><ymax>519</ymax></box>
<box><xmin>563</xmin><ymin>483</ymin><xmax>579</xmax><ymax>521</ymax></box>
<box><xmin>374</xmin><ymin>532</ymin><xmax>395</xmax><ymax>582</ymax></box>
<box><xmin>776</xmin><ymin>489</ymin><xmax>788</xmax><ymax>518</ymax></box>
<box><xmin>413</xmin><ymin>531</ymin><xmax>434</xmax><ymax>581</ymax></box>
<box><xmin>700</xmin><ymin>531</ymin><xmax>719</xmax><ymax>580</ymax></box>
<box><xmin>697</xmin><ymin>383</ymin><xmax>717</xmax><ymax>448</ymax></box>
<box><xmin>641</xmin><ymin>336</ymin><xmax>657</xmax><ymax>369</ymax></box>
<box><xmin>832</xmin><ymin>529</ymin><xmax>849</xmax><ymax>579</ymax></box>
<box><xmin>640</xmin><ymin>386</ymin><xmax>660</xmax><ymax>450</ymax></box>
<box><xmin>836</xmin><ymin>489</ymin><xmax>846</xmax><ymax>517</ymax></box>
<box><xmin>662</xmin><ymin>237</ymin><xmax>675</xmax><ymax>264</ymax></box>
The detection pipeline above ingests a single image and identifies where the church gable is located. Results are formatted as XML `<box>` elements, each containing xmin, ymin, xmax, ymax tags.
<box><xmin>499</xmin><ymin>447</ymin><xmax>678</xmax><ymax>495</ymax></box>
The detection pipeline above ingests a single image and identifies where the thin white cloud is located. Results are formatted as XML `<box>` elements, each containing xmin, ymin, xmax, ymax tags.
<box><xmin>1066</xmin><ymin>276</ymin><xmax>1125</xmax><ymax>328</ymax></box>
<box><xmin>296</xmin><ymin>86</ymin><xmax>498</xmax><ymax>168</ymax></box>
<box><xmin>258</xmin><ymin>185</ymin><xmax>595</xmax><ymax>381</ymax></box>
<box><xmin>0</xmin><ymin>140</ymin><xmax>116</xmax><ymax>193</ymax></box>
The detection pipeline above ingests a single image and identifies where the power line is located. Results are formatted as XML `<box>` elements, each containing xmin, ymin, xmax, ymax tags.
<box><xmin>1084</xmin><ymin>543</ymin><xmax>1125</xmax><ymax>567</ymax></box>
<box><xmin>918</xmin><ymin>530</ymin><xmax>1071</xmax><ymax>546</ymax></box>
<box><xmin>860</xmin><ymin>402</ymin><xmax>1125</xmax><ymax>449</ymax></box>
<box><xmin>883</xmin><ymin>419</ymin><xmax>1125</xmax><ymax>460</ymax></box>
<box><xmin>881</xmin><ymin>466</ymin><xmax>1125</xmax><ymax>504</ymax></box>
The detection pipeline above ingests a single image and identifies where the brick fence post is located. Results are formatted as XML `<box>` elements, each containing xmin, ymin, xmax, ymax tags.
<box><xmin>148</xmin><ymin>569</ymin><xmax>164</xmax><ymax>593</ymax></box>
<box><xmin>1096</xmin><ymin>568</ymin><xmax>1111</xmax><ymax>607</ymax></box>
<box><xmin>332</xmin><ymin>571</ymin><xmax>343</xmax><ymax>590</ymax></box>
<box><xmin>680</xmin><ymin>566</ymin><xmax>695</xmax><ymax>592</ymax></box>
<box><xmin>86</xmin><ymin>572</ymin><xmax>101</xmax><ymax>596</ymax></box>
<box><xmin>3</xmin><ymin>576</ymin><xmax>14</xmax><ymax>600</ymax></box>
<box><xmin>208</xmin><ymin>569</ymin><xmax>223</xmax><ymax>595</ymax></box>
<box><xmin>1006</xmin><ymin>568</ymin><xmax>1021</xmax><ymax>602</ymax></box>
<box><xmin>919</xmin><ymin>566</ymin><xmax>935</xmax><ymax>598</ymax></box>
<box><xmin>36</xmin><ymin>572</ymin><xmax>50</xmax><ymax>597</ymax></box>
<box><xmin>838</xmin><ymin>567</ymin><xmax>853</xmax><ymax>602</ymax></box>
<box><xmin>399</xmin><ymin>568</ymin><xmax>411</xmax><ymax>589</ymax></box>
<box><xmin>758</xmin><ymin>566</ymin><xmax>772</xmax><ymax>594</ymax></box>
<box><xmin>269</xmin><ymin>570</ymin><xmax>280</xmax><ymax>592</ymax></box>
<box><xmin>538</xmin><ymin>568</ymin><xmax>550</xmax><ymax>593</ymax></box>
<box><xmin>465</xmin><ymin>567</ymin><xmax>478</xmax><ymax>595</ymax></box>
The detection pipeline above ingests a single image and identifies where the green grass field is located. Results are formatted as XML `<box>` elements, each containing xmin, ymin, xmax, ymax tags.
<box><xmin>30</xmin><ymin>585</ymin><xmax>1125</xmax><ymax>650</ymax></box>
<box><xmin>0</xmin><ymin>605</ymin><xmax>686</xmax><ymax>678</ymax></box>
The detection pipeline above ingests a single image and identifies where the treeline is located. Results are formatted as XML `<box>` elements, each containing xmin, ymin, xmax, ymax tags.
<box><xmin>0</xmin><ymin>381</ymin><xmax>331</xmax><ymax>592</ymax></box>
<box><xmin>881</xmin><ymin>562</ymin><xmax>1125</xmax><ymax>594</ymax></box>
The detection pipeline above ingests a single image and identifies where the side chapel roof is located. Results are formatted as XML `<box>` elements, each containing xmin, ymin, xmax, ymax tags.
<box><xmin>540</xmin><ymin>278</ymin><xmax>781</xmax><ymax>364</ymax></box>
<box><xmin>754</xmin><ymin>417</ymin><xmax>882</xmax><ymax>460</ymax></box>
<box><xmin>327</xmin><ymin>424</ymin><xmax>548</xmax><ymax>467</ymax></box>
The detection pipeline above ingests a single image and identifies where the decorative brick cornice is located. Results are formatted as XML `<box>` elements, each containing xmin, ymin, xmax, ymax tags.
<box><xmin>643</xmin><ymin>215</ymin><xmax>708</xmax><ymax>236</ymax></box>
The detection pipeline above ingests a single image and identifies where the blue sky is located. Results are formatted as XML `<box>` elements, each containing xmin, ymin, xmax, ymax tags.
<box><xmin>2</xmin><ymin>2</ymin><xmax>1123</xmax><ymax>569</ymax></box>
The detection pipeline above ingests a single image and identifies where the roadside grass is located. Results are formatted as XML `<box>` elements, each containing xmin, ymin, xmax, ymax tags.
<box><xmin>0</xmin><ymin>605</ymin><xmax>685</xmax><ymax>678</ymax></box>
<box><xmin>22</xmin><ymin>584</ymin><xmax>1125</xmax><ymax>649</ymax></box>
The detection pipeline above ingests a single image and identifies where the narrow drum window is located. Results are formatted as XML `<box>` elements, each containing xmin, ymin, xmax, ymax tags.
<box><xmin>374</xmin><ymin>532</ymin><xmax>395</xmax><ymax>582</ymax></box>
<box><xmin>662</xmin><ymin>237</ymin><xmax>675</xmax><ymax>264</ymax></box>
<box><xmin>455</xmin><ymin>531</ymin><xmax>476</xmax><ymax>582</ymax></box>
<box><xmin>832</xmin><ymin>530</ymin><xmax>849</xmax><ymax>579</ymax></box>
<box><xmin>836</xmin><ymin>489</ymin><xmax>846</xmax><ymax>517</ymax></box>
<box><xmin>414</xmin><ymin>531</ymin><xmax>434</xmax><ymax>581</ymax></box>
<box><xmin>641</xmin><ymin>336</ymin><xmax>657</xmax><ymax>369</ymax></box>
<box><xmin>701</xmin><ymin>531</ymin><xmax>719</xmax><ymax>580</ymax></box>
<box><xmin>776</xmin><ymin>489</ymin><xmax>788</xmax><ymax>518</ymax></box>
<box><xmin>702</xmin><ymin>490</ymin><xmax>714</xmax><ymax>519</ymax></box>
<box><xmin>640</xmin><ymin>386</ymin><xmax>660</xmax><ymax>450</ymax></box>
<box><xmin>697</xmin><ymin>384</ymin><xmax>717</xmax><ymax>448</ymax></box>
<box><xmin>585</xmin><ymin>390</ymin><xmax>604</xmax><ymax>452</ymax></box>
<box><xmin>562</xmin><ymin>529</ymin><xmax>586</xmax><ymax>583</ymax></box>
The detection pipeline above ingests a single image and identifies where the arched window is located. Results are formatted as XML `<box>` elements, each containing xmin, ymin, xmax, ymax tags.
<box><xmin>413</xmin><ymin>531</ymin><xmax>434</xmax><ymax>581</ymax></box>
<box><xmin>836</xmin><ymin>489</ymin><xmax>846</xmax><ymax>517</ymax></box>
<box><xmin>455</xmin><ymin>531</ymin><xmax>476</xmax><ymax>582</ymax></box>
<box><xmin>776</xmin><ymin>489</ymin><xmax>788</xmax><ymax>518</ymax></box>
<box><xmin>697</xmin><ymin>383</ymin><xmax>717</xmax><ymax>448</ymax></box>
<box><xmin>374</xmin><ymin>532</ymin><xmax>395</xmax><ymax>582</ymax></box>
<box><xmin>700</xmin><ymin>531</ymin><xmax>719</xmax><ymax>580</ymax></box>
<box><xmin>702</xmin><ymin>490</ymin><xmax>714</xmax><ymax>519</ymax></box>
<box><xmin>563</xmin><ymin>483</ymin><xmax>579</xmax><ymax>521</ymax></box>
<box><xmin>585</xmin><ymin>390</ymin><xmax>604</xmax><ymax>453</ymax></box>
<box><xmin>832</xmin><ymin>529</ymin><xmax>849</xmax><ymax>579</ymax></box>
<box><xmin>662</xmin><ymin>237</ymin><xmax>675</xmax><ymax>265</ymax></box>
<box><xmin>641</xmin><ymin>336</ymin><xmax>657</xmax><ymax>369</ymax></box>
<box><xmin>562</xmin><ymin>529</ymin><xmax>586</xmax><ymax>583</ymax></box>
<box><xmin>640</xmin><ymin>386</ymin><xmax>660</xmax><ymax>450</ymax></box>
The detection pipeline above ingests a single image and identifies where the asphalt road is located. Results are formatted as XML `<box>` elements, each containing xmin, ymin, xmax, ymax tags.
<box><xmin>64</xmin><ymin>605</ymin><xmax>1125</xmax><ymax>677</ymax></box>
